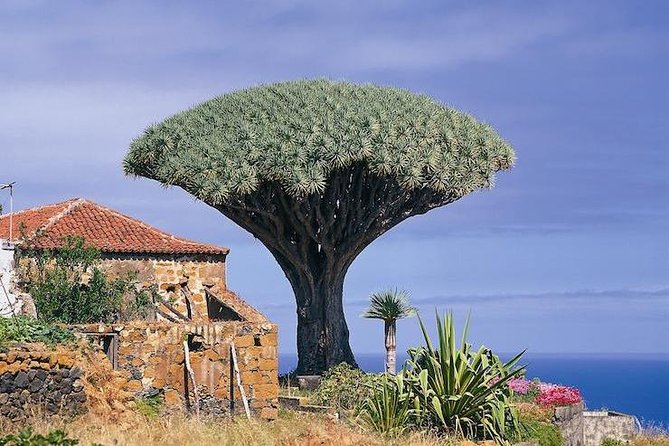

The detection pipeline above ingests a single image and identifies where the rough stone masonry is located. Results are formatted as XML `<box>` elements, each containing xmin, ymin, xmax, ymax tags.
<box><xmin>72</xmin><ymin>320</ymin><xmax>279</xmax><ymax>419</ymax></box>
<box><xmin>0</xmin><ymin>345</ymin><xmax>86</xmax><ymax>419</ymax></box>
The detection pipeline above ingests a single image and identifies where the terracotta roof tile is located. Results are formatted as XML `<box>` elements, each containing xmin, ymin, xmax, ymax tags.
<box><xmin>0</xmin><ymin>198</ymin><xmax>229</xmax><ymax>256</ymax></box>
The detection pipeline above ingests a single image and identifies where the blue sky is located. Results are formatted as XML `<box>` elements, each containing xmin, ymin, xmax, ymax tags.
<box><xmin>1</xmin><ymin>1</ymin><xmax>667</xmax><ymax>355</ymax></box>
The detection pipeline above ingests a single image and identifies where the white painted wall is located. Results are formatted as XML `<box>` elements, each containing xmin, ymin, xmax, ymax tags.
<box><xmin>0</xmin><ymin>242</ymin><xmax>20</xmax><ymax>316</ymax></box>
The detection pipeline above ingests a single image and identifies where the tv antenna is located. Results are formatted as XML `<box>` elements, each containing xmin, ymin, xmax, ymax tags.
<box><xmin>0</xmin><ymin>182</ymin><xmax>15</xmax><ymax>244</ymax></box>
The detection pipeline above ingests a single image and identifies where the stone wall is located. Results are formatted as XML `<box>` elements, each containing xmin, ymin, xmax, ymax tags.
<box><xmin>0</xmin><ymin>345</ymin><xmax>86</xmax><ymax>419</ymax></box>
<box><xmin>73</xmin><ymin>320</ymin><xmax>279</xmax><ymax>419</ymax></box>
<box><xmin>100</xmin><ymin>253</ymin><xmax>227</xmax><ymax>322</ymax></box>
<box><xmin>553</xmin><ymin>403</ymin><xmax>639</xmax><ymax>446</ymax></box>
<box><xmin>583</xmin><ymin>411</ymin><xmax>637</xmax><ymax>446</ymax></box>
<box><xmin>554</xmin><ymin>403</ymin><xmax>585</xmax><ymax>446</ymax></box>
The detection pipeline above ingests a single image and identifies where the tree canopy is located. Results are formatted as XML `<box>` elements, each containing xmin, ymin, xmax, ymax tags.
<box><xmin>124</xmin><ymin>79</ymin><xmax>514</xmax><ymax>203</ymax></box>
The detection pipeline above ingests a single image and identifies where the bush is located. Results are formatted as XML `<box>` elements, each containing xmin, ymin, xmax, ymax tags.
<box><xmin>519</xmin><ymin>421</ymin><xmax>563</xmax><ymax>446</ymax></box>
<box><xmin>535</xmin><ymin>383</ymin><xmax>582</xmax><ymax>407</ymax></box>
<box><xmin>135</xmin><ymin>394</ymin><xmax>164</xmax><ymax>418</ymax></box>
<box><xmin>357</xmin><ymin>373</ymin><xmax>413</xmax><ymax>438</ymax></box>
<box><xmin>0</xmin><ymin>316</ymin><xmax>75</xmax><ymax>351</ymax></box>
<box><xmin>510</xmin><ymin>377</ymin><xmax>582</xmax><ymax>408</ymax></box>
<box><xmin>25</xmin><ymin>236</ymin><xmax>153</xmax><ymax>324</ymax></box>
<box><xmin>509</xmin><ymin>377</ymin><xmax>541</xmax><ymax>403</ymax></box>
<box><xmin>0</xmin><ymin>428</ymin><xmax>81</xmax><ymax>446</ymax></box>
<box><xmin>601</xmin><ymin>438</ymin><xmax>625</xmax><ymax>446</ymax></box>
<box><xmin>358</xmin><ymin>311</ymin><xmax>525</xmax><ymax>444</ymax></box>
<box><xmin>312</xmin><ymin>363</ymin><xmax>377</xmax><ymax>410</ymax></box>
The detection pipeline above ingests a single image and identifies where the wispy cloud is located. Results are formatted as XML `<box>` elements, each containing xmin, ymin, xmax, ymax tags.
<box><xmin>256</xmin><ymin>287</ymin><xmax>669</xmax><ymax>310</ymax></box>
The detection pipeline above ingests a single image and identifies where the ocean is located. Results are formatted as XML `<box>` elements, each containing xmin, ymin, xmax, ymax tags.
<box><xmin>278</xmin><ymin>353</ymin><xmax>669</xmax><ymax>424</ymax></box>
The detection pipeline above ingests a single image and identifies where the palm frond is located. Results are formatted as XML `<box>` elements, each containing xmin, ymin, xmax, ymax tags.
<box><xmin>362</xmin><ymin>288</ymin><xmax>416</xmax><ymax>321</ymax></box>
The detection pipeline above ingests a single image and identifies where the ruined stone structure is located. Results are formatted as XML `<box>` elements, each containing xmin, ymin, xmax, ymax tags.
<box><xmin>555</xmin><ymin>402</ymin><xmax>638</xmax><ymax>446</ymax></box>
<box><xmin>72</xmin><ymin>321</ymin><xmax>278</xmax><ymax>418</ymax></box>
<box><xmin>0</xmin><ymin>198</ymin><xmax>279</xmax><ymax>418</ymax></box>
<box><xmin>0</xmin><ymin>345</ymin><xmax>87</xmax><ymax>419</ymax></box>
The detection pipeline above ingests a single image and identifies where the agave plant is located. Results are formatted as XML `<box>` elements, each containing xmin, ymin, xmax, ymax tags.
<box><xmin>358</xmin><ymin>311</ymin><xmax>525</xmax><ymax>444</ymax></box>
<box><xmin>363</xmin><ymin>288</ymin><xmax>416</xmax><ymax>374</ymax></box>
<box><xmin>405</xmin><ymin>311</ymin><xmax>525</xmax><ymax>443</ymax></box>
<box><xmin>357</xmin><ymin>373</ymin><xmax>414</xmax><ymax>438</ymax></box>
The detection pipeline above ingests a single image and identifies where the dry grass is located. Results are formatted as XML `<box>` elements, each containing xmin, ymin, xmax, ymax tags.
<box><xmin>632</xmin><ymin>437</ymin><xmax>669</xmax><ymax>446</ymax></box>
<box><xmin>515</xmin><ymin>402</ymin><xmax>553</xmax><ymax>423</ymax></box>
<box><xmin>0</xmin><ymin>411</ymin><xmax>453</xmax><ymax>446</ymax></box>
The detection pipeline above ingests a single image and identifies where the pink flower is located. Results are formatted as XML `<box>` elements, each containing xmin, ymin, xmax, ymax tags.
<box><xmin>536</xmin><ymin>383</ymin><xmax>582</xmax><ymax>407</ymax></box>
<box><xmin>508</xmin><ymin>378</ymin><xmax>532</xmax><ymax>395</ymax></box>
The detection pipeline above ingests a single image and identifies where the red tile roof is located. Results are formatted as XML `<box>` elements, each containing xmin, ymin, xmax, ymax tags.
<box><xmin>0</xmin><ymin>198</ymin><xmax>229</xmax><ymax>256</ymax></box>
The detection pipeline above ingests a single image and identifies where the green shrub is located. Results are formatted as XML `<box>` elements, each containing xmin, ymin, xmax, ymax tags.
<box><xmin>519</xmin><ymin>421</ymin><xmax>563</xmax><ymax>446</ymax></box>
<box><xmin>601</xmin><ymin>438</ymin><xmax>625</xmax><ymax>446</ymax></box>
<box><xmin>25</xmin><ymin>236</ymin><xmax>153</xmax><ymax>324</ymax></box>
<box><xmin>0</xmin><ymin>428</ymin><xmax>80</xmax><ymax>446</ymax></box>
<box><xmin>358</xmin><ymin>311</ymin><xmax>525</xmax><ymax>444</ymax></box>
<box><xmin>135</xmin><ymin>393</ymin><xmax>164</xmax><ymax>418</ymax></box>
<box><xmin>357</xmin><ymin>373</ymin><xmax>413</xmax><ymax>438</ymax></box>
<box><xmin>0</xmin><ymin>316</ymin><xmax>75</xmax><ymax>351</ymax></box>
<box><xmin>312</xmin><ymin>363</ymin><xmax>377</xmax><ymax>410</ymax></box>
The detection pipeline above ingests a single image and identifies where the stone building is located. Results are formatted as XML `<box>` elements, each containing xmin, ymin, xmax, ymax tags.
<box><xmin>0</xmin><ymin>198</ymin><xmax>278</xmax><ymax>418</ymax></box>
<box><xmin>0</xmin><ymin>197</ymin><xmax>257</xmax><ymax>321</ymax></box>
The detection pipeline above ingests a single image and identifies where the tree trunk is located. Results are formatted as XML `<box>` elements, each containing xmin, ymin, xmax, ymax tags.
<box><xmin>215</xmin><ymin>166</ymin><xmax>461</xmax><ymax>375</ymax></box>
<box><xmin>385</xmin><ymin>320</ymin><xmax>397</xmax><ymax>375</ymax></box>
<box><xmin>293</xmin><ymin>271</ymin><xmax>357</xmax><ymax>375</ymax></box>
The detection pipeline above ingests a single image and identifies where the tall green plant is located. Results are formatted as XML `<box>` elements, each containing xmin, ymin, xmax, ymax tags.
<box><xmin>358</xmin><ymin>373</ymin><xmax>414</xmax><ymax>438</ymax></box>
<box><xmin>406</xmin><ymin>312</ymin><xmax>525</xmax><ymax>442</ymax></box>
<box><xmin>359</xmin><ymin>311</ymin><xmax>525</xmax><ymax>444</ymax></box>
<box><xmin>363</xmin><ymin>288</ymin><xmax>416</xmax><ymax>374</ymax></box>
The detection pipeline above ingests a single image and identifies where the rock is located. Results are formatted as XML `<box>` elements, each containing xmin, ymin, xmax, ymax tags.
<box><xmin>71</xmin><ymin>391</ymin><xmax>86</xmax><ymax>404</ymax></box>
<box><xmin>14</xmin><ymin>371</ymin><xmax>29</xmax><ymax>389</ymax></box>
<box><xmin>29</xmin><ymin>379</ymin><xmax>43</xmax><ymax>392</ymax></box>
<box><xmin>0</xmin><ymin>375</ymin><xmax>13</xmax><ymax>393</ymax></box>
<box><xmin>296</xmin><ymin>375</ymin><xmax>321</xmax><ymax>391</ymax></box>
<box><xmin>18</xmin><ymin>389</ymin><xmax>30</xmax><ymax>403</ymax></box>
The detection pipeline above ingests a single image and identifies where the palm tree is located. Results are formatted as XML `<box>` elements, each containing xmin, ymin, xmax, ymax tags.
<box><xmin>363</xmin><ymin>288</ymin><xmax>416</xmax><ymax>374</ymax></box>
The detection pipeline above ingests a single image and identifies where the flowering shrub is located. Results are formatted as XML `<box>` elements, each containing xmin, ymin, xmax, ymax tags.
<box><xmin>508</xmin><ymin>377</ymin><xmax>582</xmax><ymax>407</ymax></box>
<box><xmin>536</xmin><ymin>383</ymin><xmax>582</xmax><ymax>407</ymax></box>
<box><xmin>508</xmin><ymin>378</ymin><xmax>532</xmax><ymax>395</ymax></box>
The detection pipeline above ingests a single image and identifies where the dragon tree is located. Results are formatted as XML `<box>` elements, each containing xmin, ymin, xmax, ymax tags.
<box><xmin>123</xmin><ymin>79</ymin><xmax>515</xmax><ymax>374</ymax></box>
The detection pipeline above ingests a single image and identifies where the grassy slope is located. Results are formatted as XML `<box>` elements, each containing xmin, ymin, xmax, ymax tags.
<box><xmin>0</xmin><ymin>411</ymin><xmax>453</xmax><ymax>446</ymax></box>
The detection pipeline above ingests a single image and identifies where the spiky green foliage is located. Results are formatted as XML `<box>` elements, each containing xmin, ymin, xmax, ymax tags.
<box><xmin>406</xmin><ymin>312</ymin><xmax>525</xmax><ymax>443</ymax></box>
<box><xmin>124</xmin><ymin>79</ymin><xmax>514</xmax><ymax>202</ymax></box>
<box><xmin>363</xmin><ymin>288</ymin><xmax>416</xmax><ymax>321</ymax></box>
<box><xmin>358</xmin><ymin>312</ymin><xmax>525</xmax><ymax>444</ymax></box>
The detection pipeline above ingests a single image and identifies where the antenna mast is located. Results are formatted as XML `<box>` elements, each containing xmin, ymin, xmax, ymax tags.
<box><xmin>0</xmin><ymin>182</ymin><xmax>15</xmax><ymax>243</ymax></box>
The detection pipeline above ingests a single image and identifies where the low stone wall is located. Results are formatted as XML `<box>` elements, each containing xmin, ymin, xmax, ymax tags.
<box><xmin>583</xmin><ymin>411</ymin><xmax>637</xmax><ymax>446</ymax></box>
<box><xmin>73</xmin><ymin>320</ymin><xmax>279</xmax><ymax>419</ymax></box>
<box><xmin>554</xmin><ymin>402</ymin><xmax>585</xmax><ymax>446</ymax></box>
<box><xmin>553</xmin><ymin>403</ymin><xmax>639</xmax><ymax>446</ymax></box>
<box><xmin>0</xmin><ymin>345</ymin><xmax>86</xmax><ymax>419</ymax></box>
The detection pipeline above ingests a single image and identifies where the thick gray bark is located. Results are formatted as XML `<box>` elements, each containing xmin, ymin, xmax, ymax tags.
<box><xmin>214</xmin><ymin>162</ymin><xmax>459</xmax><ymax>374</ymax></box>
